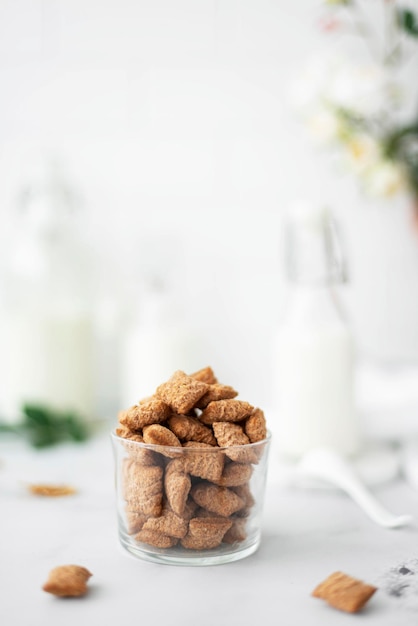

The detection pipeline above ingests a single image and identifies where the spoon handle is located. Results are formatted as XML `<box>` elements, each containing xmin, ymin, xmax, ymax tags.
<box><xmin>338</xmin><ymin>472</ymin><xmax>411</xmax><ymax>528</ymax></box>
<box><xmin>298</xmin><ymin>448</ymin><xmax>413</xmax><ymax>529</ymax></box>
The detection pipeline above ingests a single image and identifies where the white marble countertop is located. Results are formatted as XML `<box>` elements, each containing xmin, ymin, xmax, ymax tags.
<box><xmin>1</xmin><ymin>426</ymin><xmax>418</xmax><ymax>626</ymax></box>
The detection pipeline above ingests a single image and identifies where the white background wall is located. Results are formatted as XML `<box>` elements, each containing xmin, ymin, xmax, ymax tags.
<box><xmin>1</xmin><ymin>0</ymin><xmax>418</xmax><ymax>413</ymax></box>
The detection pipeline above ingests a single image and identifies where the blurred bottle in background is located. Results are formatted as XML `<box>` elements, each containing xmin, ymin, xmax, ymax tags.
<box><xmin>0</xmin><ymin>159</ymin><xmax>96</xmax><ymax>424</ymax></box>
<box><xmin>119</xmin><ymin>273</ymin><xmax>200</xmax><ymax>407</ymax></box>
<box><xmin>273</xmin><ymin>202</ymin><xmax>363</xmax><ymax>459</ymax></box>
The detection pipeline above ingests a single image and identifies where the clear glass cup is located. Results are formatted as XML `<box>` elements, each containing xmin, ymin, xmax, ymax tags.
<box><xmin>111</xmin><ymin>430</ymin><xmax>271</xmax><ymax>566</ymax></box>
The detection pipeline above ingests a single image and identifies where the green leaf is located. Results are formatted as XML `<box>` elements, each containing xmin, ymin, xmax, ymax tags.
<box><xmin>63</xmin><ymin>414</ymin><xmax>90</xmax><ymax>442</ymax></box>
<box><xmin>0</xmin><ymin>404</ymin><xmax>90</xmax><ymax>448</ymax></box>
<box><xmin>22</xmin><ymin>404</ymin><xmax>52</xmax><ymax>427</ymax></box>
<box><xmin>397</xmin><ymin>8</ymin><xmax>418</xmax><ymax>37</ymax></box>
<box><xmin>0</xmin><ymin>422</ymin><xmax>23</xmax><ymax>434</ymax></box>
<box><xmin>384</xmin><ymin>123</ymin><xmax>418</xmax><ymax>158</ymax></box>
<box><xmin>28</xmin><ymin>426</ymin><xmax>60</xmax><ymax>448</ymax></box>
<box><xmin>20</xmin><ymin>403</ymin><xmax>90</xmax><ymax>448</ymax></box>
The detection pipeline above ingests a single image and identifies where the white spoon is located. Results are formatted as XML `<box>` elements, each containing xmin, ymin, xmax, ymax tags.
<box><xmin>296</xmin><ymin>447</ymin><xmax>413</xmax><ymax>529</ymax></box>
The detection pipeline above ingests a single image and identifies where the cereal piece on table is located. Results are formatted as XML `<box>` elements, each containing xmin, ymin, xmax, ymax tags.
<box><xmin>182</xmin><ymin>441</ymin><xmax>224</xmax><ymax>482</ymax></box>
<box><xmin>123</xmin><ymin>459</ymin><xmax>164</xmax><ymax>517</ymax></box>
<box><xmin>28</xmin><ymin>484</ymin><xmax>76</xmax><ymax>497</ymax></box>
<box><xmin>156</xmin><ymin>370</ymin><xmax>210</xmax><ymax>414</ymax></box>
<box><xmin>191</xmin><ymin>483</ymin><xmax>245</xmax><ymax>517</ymax></box>
<box><xmin>244</xmin><ymin>408</ymin><xmax>267</xmax><ymax>443</ymax></box>
<box><xmin>312</xmin><ymin>571</ymin><xmax>377</xmax><ymax>613</ymax></box>
<box><xmin>200</xmin><ymin>399</ymin><xmax>254</xmax><ymax>425</ymax></box>
<box><xmin>125</xmin><ymin>509</ymin><xmax>148</xmax><ymax>534</ymax></box>
<box><xmin>118</xmin><ymin>398</ymin><xmax>171</xmax><ymax>430</ymax></box>
<box><xmin>143</xmin><ymin>424</ymin><xmax>182</xmax><ymax>447</ymax></box>
<box><xmin>142</xmin><ymin>505</ymin><xmax>188</xmax><ymax>539</ymax></box>
<box><xmin>190</xmin><ymin>366</ymin><xmax>218</xmax><ymax>385</ymax></box>
<box><xmin>213</xmin><ymin>462</ymin><xmax>253</xmax><ymax>487</ymax></box>
<box><xmin>168</xmin><ymin>414</ymin><xmax>216</xmax><ymax>445</ymax></box>
<box><xmin>134</xmin><ymin>529</ymin><xmax>178</xmax><ymax>549</ymax></box>
<box><xmin>196</xmin><ymin>384</ymin><xmax>238</xmax><ymax>409</ymax></box>
<box><xmin>212</xmin><ymin>422</ymin><xmax>258</xmax><ymax>464</ymax></box>
<box><xmin>42</xmin><ymin>565</ymin><xmax>92</xmax><ymax>597</ymax></box>
<box><xmin>164</xmin><ymin>458</ymin><xmax>192</xmax><ymax>517</ymax></box>
<box><xmin>222</xmin><ymin>518</ymin><xmax>247</xmax><ymax>544</ymax></box>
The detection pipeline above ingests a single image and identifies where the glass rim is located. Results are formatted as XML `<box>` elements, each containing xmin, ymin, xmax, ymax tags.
<box><xmin>110</xmin><ymin>428</ymin><xmax>271</xmax><ymax>454</ymax></box>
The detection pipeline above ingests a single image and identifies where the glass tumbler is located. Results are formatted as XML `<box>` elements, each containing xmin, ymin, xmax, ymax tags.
<box><xmin>111</xmin><ymin>431</ymin><xmax>271</xmax><ymax>566</ymax></box>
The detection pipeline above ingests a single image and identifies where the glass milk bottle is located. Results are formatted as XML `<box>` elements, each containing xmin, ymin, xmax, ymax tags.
<box><xmin>274</xmin><ymin>203</ymin><xmax>362</xmax><ymax>460</ymax></box>
<box><xmin>0</xmin><ymin>161</ymin><xmax>95</xmax><ymax>424</ymax></box>
<box><xmin>119</xmin><ymin>275</ymin><xmax>199</xmax><ymax>406</ymax></box>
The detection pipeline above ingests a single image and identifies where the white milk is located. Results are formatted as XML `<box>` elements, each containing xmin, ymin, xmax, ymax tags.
<box><xmin>274</xmin><ymin>286</ymin><xmax>362</xmax><ymax>459</ymax></box>
<box><xmin>0</xmin><ymin>161</ymin><xmax>97</xmax><ymax>424</ymax></box>
<box><xmin>274</xmin><ymin>203</ymin><xmax>363</xmax><ymax>459</ymax></box>
<box><xmin>120</xmin><ymin>326</ymin><xmax>197</xmax><ymax>407</ymax></box>
<box><xmin>1</xmin><ymin>314</ymin><xmax>95</xmax><ymax>423</ymax></box>
<box><xmin>119</xmin><ymin>284</ymin><xmax>199</xmax><ymax>407</ymax></box>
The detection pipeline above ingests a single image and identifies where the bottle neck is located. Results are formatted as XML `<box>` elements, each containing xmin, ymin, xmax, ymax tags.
<box><xmin>284</xmin><ymin>206</ymin><xmax>346</xmax><ymax>286</ymax></box>
<box><xmin>285</xmin><ymin>284</ymin><xmax>346</xmax><ymax>328</ymax></box>
<box><xmin>281</xmin><ymin>204</ymin><xmax>350</xmax><ymax>330</ymax></box>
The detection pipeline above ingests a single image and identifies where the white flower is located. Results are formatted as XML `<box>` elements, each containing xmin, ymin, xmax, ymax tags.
<box><xmin>363</xmin><ymin>160</ymin><xmax>408</xmax><ymax>198</ymax></box>
<box><xmin>291</xmin><ymin>53</ymin><xmax>401</xmax><ymax>120</ymax></box>
<box><xmin>327</xmin><ymin>62</ymin><xmax>396</xmax><ymax>118</ymax></box>
<box><xmin>344</xmin><ymin>134</ymin><xmax>381</xmax><ymax>174</ymax></box>
<box><xmin>307</xmin><ymin>109</ymin><xmax>341</xmax><ymax>143</ymax></box>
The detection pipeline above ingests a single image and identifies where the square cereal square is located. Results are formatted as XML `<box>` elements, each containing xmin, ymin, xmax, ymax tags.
<box><xmin>312</xmin><ymin>571</ymin><xmax>377</xmax><ymax>613</ymax></box>
<box><xmin>156</xmin><ymin>370</ymin><xmax>210</xmax><ymax>414</ymax></box>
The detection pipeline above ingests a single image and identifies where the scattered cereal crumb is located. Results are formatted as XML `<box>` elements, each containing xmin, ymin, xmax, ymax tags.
<box><xmin>376</xmin><ymin>558</ymin><xmax>418</xmax><ymax>609</ymax></box>
<box><xmin>312</xmin><ymin>571</ymin><xmax>377</xmax><ymax>613</ymax></box>
<box><xmin>42</xmin><ymin>565</ymin><xmax>92</xmax><ymax>597</ymax></box>
<box><xmin>28</xmin><ymin>484</ymin><xmax>77</xmax><ymax>497</ymax></box>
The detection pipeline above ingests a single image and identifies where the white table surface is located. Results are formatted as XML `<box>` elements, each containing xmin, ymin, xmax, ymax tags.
<box><xmin>1</xmin><ymin>425</ymin><xmax>418</xmax><ymax>626</ymax></box>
